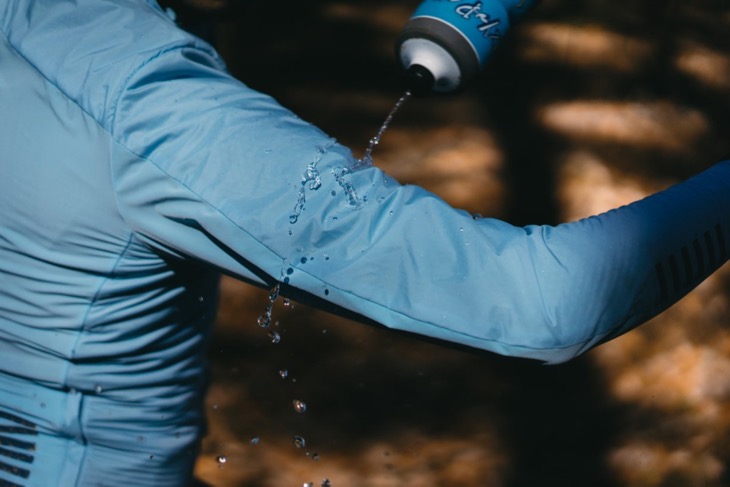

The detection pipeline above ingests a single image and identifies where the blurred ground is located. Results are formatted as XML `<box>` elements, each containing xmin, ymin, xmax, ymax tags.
<box><xmin>178</xmin><ymin>0</ymin><xmax>730</xmax><ymax>485</ymax></box>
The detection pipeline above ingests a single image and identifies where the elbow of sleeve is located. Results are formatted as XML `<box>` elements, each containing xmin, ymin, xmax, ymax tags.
<box><xmin>514</xmin><ymin>316</ymin><xmax>603</xmax><ymax>365</ymax></box>
<box><xmin>495</xmin><ymin>277</ymin><xmax>618</xmax><ymax>365</ymax></box>
<box><xmin>524</xmin><ymin>287</ymin><xmax>629</xmax><ymax>365</ymax></box>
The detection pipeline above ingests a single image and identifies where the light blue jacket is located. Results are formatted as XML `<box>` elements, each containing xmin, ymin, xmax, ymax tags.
<box><xmin>1</xmin><ymin>0</ymin><xmax>729</xmax><ymax>485</ymax></box>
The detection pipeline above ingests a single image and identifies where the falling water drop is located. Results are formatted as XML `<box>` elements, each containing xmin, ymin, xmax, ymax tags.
<box><xmin>293</xmin><ymin>435</ymin><xmax>306</xmax><ymax>449</ymax></box>
<box><xmin>268</xmin><ymin>330</ymin><xmax>281</xmax><ymax>344</ymax></box>
<box><xmin>257</xmin><ymin>283</ymin><xmax>281</xmax><ymax>328</ymax></box>
<box><xmin>250</xmin><ymin>436</ymin><xmax>260</xmax><ymax>445</ymax></box>
<box><xmin>293</xmin><ymin>399</ymin><xmax>307</xmax><ymax>413</ymax></box>
<box><xmin>269</xmin><ymin>283</ymin><xmax>280</xmax><ymax>301</ymax></box>
<box><xmin>216</xmin><ymin>455</ymin><xmax>227</xmax><ymax>465</ymax></box>
<box><xmin>278</xmin><ymin>369</ymin><xmax>289</xmax><ymax>379</ymax></box>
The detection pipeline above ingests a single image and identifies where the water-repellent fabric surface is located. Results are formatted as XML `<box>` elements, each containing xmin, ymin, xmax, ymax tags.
<box><xmin>1</xmin><ymin>0</ymin><xmax>730</xmax><ymax>485</ymax></box>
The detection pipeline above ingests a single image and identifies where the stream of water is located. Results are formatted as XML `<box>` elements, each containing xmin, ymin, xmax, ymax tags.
<box><xmin>358</xmin><ymin>91</ymin><xmax>412</xmax><ymax>167</ymax></box>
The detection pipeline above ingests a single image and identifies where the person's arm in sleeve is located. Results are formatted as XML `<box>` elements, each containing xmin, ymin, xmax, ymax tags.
<box><xmin>107</xmin><ymin>40</ymin><xmax>730</xmax><ymax>365</ymax></box>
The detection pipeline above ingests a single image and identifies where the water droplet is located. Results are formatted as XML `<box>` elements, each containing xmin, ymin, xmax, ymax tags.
<box><xmin>286</xmin><ymin>267</ymin><xmax>294</xmax><ymax>275</ymax></box>
<box><xmin>149</xmin><ymin>455</ymin><xmax>155</xmax><ymax>460</ymax></box>
<box><xmin>321</xmin><ymin>479</ymin><xmax>331</xmax><ymax>487</ymax></box>
<box><xmin>304</xmin><ymin>483</ymin><xmax>314</xmax><ymax>487</ymax></box>
<box><xmin>216</xmin><ymin>455</ymin><xmax>227</xmax><ymax>465</ymax></box>
<box><xmin>278</xmin><ymin>369</ymin><xmax>289</xmax><ymax>379</ymax></box>
<box><xmin>250</xmin><ymin>436</ymin><xmax>260</xmax><ymax>445</ymax></box>
<box><xmin>330</xmin><ymin>190</ymin><xmax>336</xmax><ymax>196</ymax></box>
<box><xmin>268</xmin><ymin>330</ymin><xmax>281</xmax><ymax>344</ymax></box>
<box><xmin>300</xmin><ymin>257</ymin><xmax>308</xmax><ymax>264</ymax></box>
<box><xmin>459</xmin><ymin>227</ymin><xmax>464</xmax><ymax>232</ymax></box>
<box><xmin>324</xmin><ymin>288</ymin><xmax>329</xmax><ymax>296</ymax></box>
<box><xmin>283</xmin><ymin>298</ymin><xmax>292</xmax><ymax>307</ymax></box>
<box><xmin>312</xmin><ymin>452</ymin><xmax>320</xmax><ymax>461</ymax></box>
<box><xmin>198</xmin><ymin>296</ymin><xmax>204</xmax><ymax>302</ymax></box>
<box><xmin>293</xmin><ymin>435</ymin><xmax>306</xmax><ymax>449</ymax></box>
<box><xmin>472</xmin><ymin>213</ymin><xmax>483</xmax><ymax>220</ymax></box>
<box><xmin>293</xmin><ymin>399</ymin><xmax>307</xmax><ymax>413</ymax></box>
<box><xmin>212</xmin><ymin>404</ymin><xmax>219</xmax><ymax>410</ymax></box>
<box><xmin>324</xmin><ymin>253</ymin><xmax>330</xmax><ymax>260</ymax></box>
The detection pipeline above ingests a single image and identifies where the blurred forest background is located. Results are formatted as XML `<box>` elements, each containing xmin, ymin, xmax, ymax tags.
<box><xmin>167</xmin><ymin>0</ymin><xmax>730</xmax><ymax>485</ymax></box>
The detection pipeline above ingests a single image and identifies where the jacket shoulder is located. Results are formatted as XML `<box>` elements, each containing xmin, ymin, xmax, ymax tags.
<box><xmin>1</xmin><ymin>0</ymin><xmax>224</xmax><ymax>130</ymax></box>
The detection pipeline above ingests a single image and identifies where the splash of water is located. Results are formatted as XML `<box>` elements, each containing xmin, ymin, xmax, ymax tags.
<box><xmin>290</xmin><ymin>146</ymin><xmax>328</xmax><ymax>224</ymax></box>
<box><xmin>332</xmin><ymin>166</ymin><xmax>364</xmax><ymax>208</ymax></box>
<box><xmin>358</xmin><ymin>91</ymin><xmax>411</xmax><ymax>168</ymax></box>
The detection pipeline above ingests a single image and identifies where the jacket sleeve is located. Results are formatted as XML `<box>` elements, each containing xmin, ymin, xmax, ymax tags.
<box><xmin>110</xmin><ymin>44</ymin><xmax>730</xmax><ymax>364</ymax></box>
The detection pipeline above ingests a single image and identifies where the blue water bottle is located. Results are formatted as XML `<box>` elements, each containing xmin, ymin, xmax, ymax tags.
<box><xmin>397</xmin><ymin>0</ymin><xmax>537</xmax><ymax>95</ymax></box>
